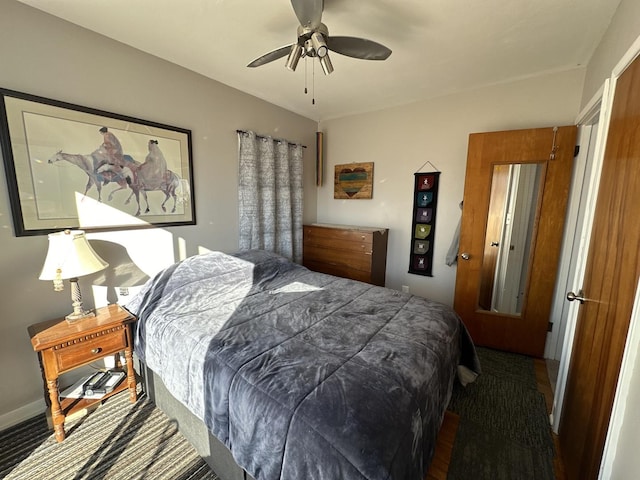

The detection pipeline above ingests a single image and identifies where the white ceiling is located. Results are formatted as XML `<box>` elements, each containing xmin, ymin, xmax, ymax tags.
<box><xmin>18</xmin><ymin>0</ymin><xmax>621</xmax><ymax>122</ymax></box>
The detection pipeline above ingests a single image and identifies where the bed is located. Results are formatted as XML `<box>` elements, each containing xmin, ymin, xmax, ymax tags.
<box><xmin>128</xmin><ymin>249</ymin><xmax>480</xmax><ymax>480</ymax></box>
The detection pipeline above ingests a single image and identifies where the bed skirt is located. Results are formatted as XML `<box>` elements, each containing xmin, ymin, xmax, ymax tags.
<box><xmin>141</xmin><ymin>362</ymin><xmax>255</xmax><ymax>480</ymax></box>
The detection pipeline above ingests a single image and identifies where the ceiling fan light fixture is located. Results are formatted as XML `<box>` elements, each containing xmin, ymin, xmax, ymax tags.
<box><xmin>304</xmin><ymin>39</ymin><xmax>316</xmax><ymax>57</ymax></box>
<box><xmin>311</xmin><ymin>32</ymin><xmax>328</xmax><ymax>58</ymax></box>
<box><xmin>285</xmin><ymin>43</ymin><xmax>303</xmax><ymax>71</ymax></box>
<box><xmin>319</xmin><ymin>54</ymin><xmax>334</xmax><ymax>75</ymax></box>
<box><xmin>249</xmin><ymin>2</ymin><xmax>392</xmax><ymax>80</ymax></box>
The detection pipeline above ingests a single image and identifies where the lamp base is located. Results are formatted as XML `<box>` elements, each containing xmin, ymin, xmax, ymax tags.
<box><xmin>66</xmin><ymin>309</ymin><xmax>96</xmax><ymax>323</ymax></box>
<box><xmin>65</xmin><ymin>277</ymin><xmax>95</xmax><ymax>323</ymax></box>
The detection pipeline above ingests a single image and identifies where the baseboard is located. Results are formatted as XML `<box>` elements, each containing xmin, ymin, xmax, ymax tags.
<box><xmin>0</xmin><ymin>398</ymin><xmax>46</xmax><ymax>432</ymax></box>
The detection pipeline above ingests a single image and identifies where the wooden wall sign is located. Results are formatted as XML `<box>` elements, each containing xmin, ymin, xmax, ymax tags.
<box><xmin>334</xmin><ymin>162</ymin><xmax>374</xmax><ymax>199</ymax></box>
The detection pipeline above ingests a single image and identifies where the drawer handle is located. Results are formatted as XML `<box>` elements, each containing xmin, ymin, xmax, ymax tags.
<box><xmin>91</xmin><ymin>348</ymin><xmax>102</xmax><ymax>355</ymax></box>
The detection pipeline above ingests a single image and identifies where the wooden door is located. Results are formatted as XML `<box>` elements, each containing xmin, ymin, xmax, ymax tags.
<box><xmin>559</xmin><ymin>54</ymin><xmax>640</xmax><ymax>480</ymax></box>
<box><xmin>454</xmin><ymin>126</ymin><xmax>576</xmax><ymax>357</ymax></box>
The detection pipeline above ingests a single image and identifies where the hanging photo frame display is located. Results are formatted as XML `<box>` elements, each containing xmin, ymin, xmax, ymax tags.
<box><xmin>408</xmin><ymin>171</ymin><xmax>440</xmax><ymax>276</ymax></box>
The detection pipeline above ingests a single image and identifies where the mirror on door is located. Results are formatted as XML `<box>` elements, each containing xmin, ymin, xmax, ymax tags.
<box><xmin>478</xmin><ymin>162</ymin><xmax>545</xmax><ymax>315</ymax></box>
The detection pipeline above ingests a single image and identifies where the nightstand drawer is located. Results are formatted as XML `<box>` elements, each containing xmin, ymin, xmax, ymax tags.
<box><xmin>55</xmin><ymin>327</ymin><xmax>127</xmax><ymax>372</ymax></box>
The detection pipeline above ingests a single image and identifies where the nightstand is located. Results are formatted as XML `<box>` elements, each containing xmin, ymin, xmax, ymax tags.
<box><xmin>28</xmin><ymin>304</ymin><xmax>138</xmax><ymax>442</ymax></box>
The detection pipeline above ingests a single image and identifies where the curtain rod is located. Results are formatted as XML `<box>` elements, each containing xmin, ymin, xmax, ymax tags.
<box><xmin>236</xmin><ymin>129</ymin><xmax>307</xmax><ymax>149</ymax></box>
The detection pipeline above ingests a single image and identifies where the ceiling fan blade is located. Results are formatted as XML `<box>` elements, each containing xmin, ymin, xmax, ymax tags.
<box><xmin>291</xmin><ymin>0</ymin><xmax>324</xmax><ymax>28</ymax></box>
<box><xmin>326</xmin><ymin>36</ymin><xmax>392</xmax><ymax>60</ymax></box>
<box><xmin>247</xmin><ymin>45</ymin><xmax>294</xmax><ymax>67</ymax></box>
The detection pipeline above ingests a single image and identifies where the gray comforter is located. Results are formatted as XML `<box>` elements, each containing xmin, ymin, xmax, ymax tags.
<box><xmin>129</xmin><ymin>250</ymin><xmax>479</xmax><ymax>480</ymax></box>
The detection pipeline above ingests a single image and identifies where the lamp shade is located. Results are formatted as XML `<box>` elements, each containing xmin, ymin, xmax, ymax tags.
<box><xmin>39</xmin><ymin>230</ymin><xmax>108</xmax><ymax>280</ymax></box>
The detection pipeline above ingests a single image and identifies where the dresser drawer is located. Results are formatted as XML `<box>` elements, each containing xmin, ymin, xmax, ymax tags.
<box><xmin>304</xmin><ymin>226</ymin><xmax>373</xmax><ymax>246</ymax></box>
<box><xmin>304</xmin><ymin>236</ymin><xmax>374</xmax><ymax>253</ymax></box>
<box><xmin>55</xmin><ymin>327</ymin><xmax>128</xmax><ymax>372</ymax></box>
<box><xmin>304</xmin><ymin>260</ymin><xmax>372</xmax><ymax>283</ymax></box>
<box><xmin>304</xmin><ymin>245</ymin><xmax>372</xmax><ymax>272</ymax></box>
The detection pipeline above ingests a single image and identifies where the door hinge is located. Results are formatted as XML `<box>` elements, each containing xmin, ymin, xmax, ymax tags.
<box><xmin>548</xmin><ymin>321</ymin><xmax>553</xmax><ymax>332</ymax></box>
<box><xmin>574</xmin><ymin>145</ymin><xmax>580</xmax><ymax>157</ymax></box>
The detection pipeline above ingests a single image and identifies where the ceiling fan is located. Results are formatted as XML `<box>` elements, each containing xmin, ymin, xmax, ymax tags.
<box><xmin>247</xmin><ymin>0</ymin><xmax>392</xmax><ymax>75</ymax></box>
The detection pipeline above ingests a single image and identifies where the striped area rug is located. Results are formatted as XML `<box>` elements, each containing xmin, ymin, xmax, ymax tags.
<box><xmin>0</xmin><ymin>391</ymin><xmax>217</xmax><ymax>480</ymax></box>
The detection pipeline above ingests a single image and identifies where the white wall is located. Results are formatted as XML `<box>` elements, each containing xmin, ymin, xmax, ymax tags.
<box><xmin>0</xmin><ymin>0</ymin><xmax>317</xmax><ymax>425</ymax></box>
<box><xmin>581</xmin><ymin>0</ymin><xmax>640</xmax><ymax>109</ymax></box>
<box><xmin>318</xmin><ymin>69</ymin><xmax>585</xmax><ymax>306</ymax></box>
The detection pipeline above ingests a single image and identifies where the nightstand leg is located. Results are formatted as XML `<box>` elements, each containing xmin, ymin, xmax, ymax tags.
<box><xmin>46</xmin><ymin>378</ymin><xmax>65</xmax><ymax>442</ymax></box>
<box><xmin>124</xmin><ymin>347</ymin><xmax>137</xmax><ymax>402</ymax></box>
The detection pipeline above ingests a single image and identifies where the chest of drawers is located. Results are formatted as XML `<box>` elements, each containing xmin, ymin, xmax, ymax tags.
<box><xmin>303</xmin><ymin>224</ymin><xmax>388</xmax><ymax>286</ymax></box>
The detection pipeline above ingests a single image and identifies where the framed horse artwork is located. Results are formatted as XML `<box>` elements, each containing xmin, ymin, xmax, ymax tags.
<box><xmin>0</xmin><ymin>88</ymin><xmax>195</xmax><ymax>236</ymax></box>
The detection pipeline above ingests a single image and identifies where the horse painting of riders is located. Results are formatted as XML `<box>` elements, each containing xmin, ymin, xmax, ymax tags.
<box><xmin>0</xmin><ymin>88</ymin><xmax>194</xmax><ymax>235</ymax></box>
<box><xmin>46</xmin><ymin>127</ymin><xmax>191</xmax><ymax>217</ymax></box>
<box><xmin>99</xmin><ymin>126</ymin><xmax>125</xmax><ymax>167</ymax></box>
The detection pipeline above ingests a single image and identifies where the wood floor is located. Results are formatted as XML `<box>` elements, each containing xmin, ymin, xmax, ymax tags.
<box><xmin>425</xmin><ymin>411</ymin><xmax>459</xmax><ymax>480</ymax></box>
<box><xmin>534</xmin><ymin>358</ymin><xmax>567</xmax><ymax>480</ymax></box>
<box><xmin>425</xmin><ymin>358</ymin><xmax>566</xmax><ymax>480</ymax></box>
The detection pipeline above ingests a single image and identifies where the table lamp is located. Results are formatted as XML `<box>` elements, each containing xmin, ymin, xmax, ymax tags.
<box><xmin>39</xmin><ymin>230</ymin><xmax>109</xmax><ymax>322</ymax></box>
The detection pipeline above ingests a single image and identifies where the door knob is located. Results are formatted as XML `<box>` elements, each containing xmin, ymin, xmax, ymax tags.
<box><xmin>566</xmin><ymin>290</ymin><xmax>586</xmax><ymax>304</ymax></box>
<box><xmin>490</xmin><ymin>242</ymin><xmax>499</xmax><ymax>247</ymax></box>
<box><xmin>460</xmin><ymin>252</ymin><xmax>470</xmax><ymax>260</ymax></box>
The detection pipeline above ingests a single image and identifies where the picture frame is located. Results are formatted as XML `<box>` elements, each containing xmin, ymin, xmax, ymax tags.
<box><xmin>334</xmin><ymin>161</ymin><xmax>374</xmax><ymax>199</ymax></box>
<box><xmin>0</xmin><ymin>88</ymin><xmax>195</xmax><ymax>236</ymax></box>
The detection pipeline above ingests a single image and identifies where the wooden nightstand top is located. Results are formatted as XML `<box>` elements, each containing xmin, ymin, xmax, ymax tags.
<box><xmin>28</xmin><ymin>304</ymin><xmax>136</xmax><ymax>352</ymax></box>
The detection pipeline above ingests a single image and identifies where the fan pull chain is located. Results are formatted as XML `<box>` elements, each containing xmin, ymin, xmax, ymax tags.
<box><xmin>301</xmin><ymin>55</ymin><xmax>316</xmax><ymax>106</ymax></box>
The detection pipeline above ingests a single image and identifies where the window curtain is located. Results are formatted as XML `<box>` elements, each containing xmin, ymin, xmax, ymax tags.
<box><xmin>238</xmin><ymin>131</ymin><xmax>304</xmax><ymax>263</ymax></box>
